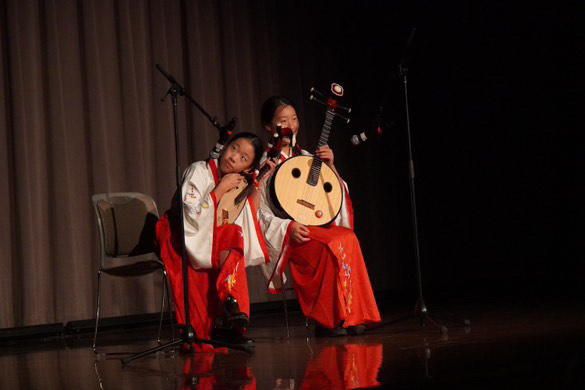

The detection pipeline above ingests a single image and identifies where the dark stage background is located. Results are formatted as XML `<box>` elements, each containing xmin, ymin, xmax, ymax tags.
<box><xmin>1</xmin><ymin>0</ymin><xmax>582</xmax><ymax>329</ymax></box>
<box><xmin>293</xmin><ymin>0</ymin><xmax>583</xmax><ymax>302</ymax></box>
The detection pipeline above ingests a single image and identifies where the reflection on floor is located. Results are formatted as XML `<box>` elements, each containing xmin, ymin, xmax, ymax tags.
<box><xmin>1</xmin><ymin>296</ymin><xmax>584</xmax><ymax>389</ymax></box>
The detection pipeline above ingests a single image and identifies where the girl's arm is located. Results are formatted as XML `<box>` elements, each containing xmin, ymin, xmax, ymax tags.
<box><xmin>315</xmin><ymin>145</ymin><xmax>342</xmax><ymax>180</ymax></box>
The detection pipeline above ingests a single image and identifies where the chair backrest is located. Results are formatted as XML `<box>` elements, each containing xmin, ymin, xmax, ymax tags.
<box><xmin>92</xmin><ymin>192</ymin><xmax>160</xmax><ymax>259</ymax></box>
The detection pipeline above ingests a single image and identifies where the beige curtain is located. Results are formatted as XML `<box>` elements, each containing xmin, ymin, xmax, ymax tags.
<box><xmin>0</xmin><ymin>0</ymin><xmax>321</xmax><ymax>328</ymax></box>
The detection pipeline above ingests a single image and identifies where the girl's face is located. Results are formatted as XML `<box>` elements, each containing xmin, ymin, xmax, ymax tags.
<box><xmin>219</xmin><ymin>138</ymin><xmax>255</xmax><ymax>175</ymax></box>
<box><xmin>265</xmin><ymin>105</ymin><xmax>299</xmax><ymax>141</ymax></box>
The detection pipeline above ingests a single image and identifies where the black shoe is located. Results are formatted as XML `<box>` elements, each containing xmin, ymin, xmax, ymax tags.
<box><xmin>346</xmin><ymin>325</ymin><xmax>366</xmax><ymax>336</ymax></box>
<box><xmin>219</xmin><ymin>296</ymin><xmax>249</xmax><ymax>331</ymax></box>
<box><xmin>315</xmin><ymin>324</ymin><xmax>347</xmax><ymax>338</ymax></box>
<box><xmin>212</xmin><ymin>328</ymin><xmax>255</xmax><ymax>347</ymax></box>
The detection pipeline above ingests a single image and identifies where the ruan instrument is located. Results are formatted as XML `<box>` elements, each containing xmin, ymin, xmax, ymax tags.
<box><xmin>269</xmin><ymin>84</ymin><xmax>350</xmax><ymax>226</ymax></box>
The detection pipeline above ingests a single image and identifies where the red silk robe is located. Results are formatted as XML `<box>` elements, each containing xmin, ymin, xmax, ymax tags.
<box><xmin>301</xmin><ymin>344</ymin><xmax>383</xmax><ymax>389</ymax></box>
<box><xmin>156</xmin><ymin>159</ymin><xmax>269</xmax><ymax>349</ymax></box>
<box><xmin>259</xmin><ymin>149</ymin><xmax>381</xmax><ymax>330</ymax></box>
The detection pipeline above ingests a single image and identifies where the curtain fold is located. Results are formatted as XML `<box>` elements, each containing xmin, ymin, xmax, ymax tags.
<box><xmin>1</xmin><ymin>0</ymin><xmax>318</xmax><ymax>328</ymax></box>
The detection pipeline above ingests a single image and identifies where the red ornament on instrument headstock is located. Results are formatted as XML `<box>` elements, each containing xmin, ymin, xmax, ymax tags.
<box><xmin>309</xmin><ymin>83</ymin><xmax>351</xmax><ymax>123</ymax></box>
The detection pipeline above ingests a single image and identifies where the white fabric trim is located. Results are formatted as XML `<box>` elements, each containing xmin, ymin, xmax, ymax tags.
<box><xmin>181</xmin><ymin>160</ymin><xmax>266</xmax><ymax>269</ymax></box>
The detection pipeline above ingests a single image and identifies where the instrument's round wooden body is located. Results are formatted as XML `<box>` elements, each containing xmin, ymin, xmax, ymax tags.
<box><xmin>269</xmin><ymin>155</ymin><xmax>343</xmax><ymax>226</ymax></box>
<box><xmin>217</xmin><ymin>184</ymin><xmax>246</xmax><ymax>226</ymax></box>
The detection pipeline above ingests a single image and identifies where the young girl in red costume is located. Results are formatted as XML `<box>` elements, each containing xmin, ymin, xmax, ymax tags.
<box><xmin>156</xmin><ymin>132</ymin><xmax>269</xmax><ymax>350</ymax></box>
<box><xmin>258</xmin><ymin>96</ymin><xmax>381</xmax><ymax>337</ymax></box>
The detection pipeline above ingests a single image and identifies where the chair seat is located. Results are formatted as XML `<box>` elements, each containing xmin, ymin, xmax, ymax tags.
<box><xmin>102</xmin><ymin>260</ymin><xmax>164</xmax><ymax>277</ymax></box>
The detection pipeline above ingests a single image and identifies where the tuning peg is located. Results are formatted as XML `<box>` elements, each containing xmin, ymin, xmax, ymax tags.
<box><xmin>336</xmin><ymin>104</ymin><xmax>351</xmax><ymax>114</ymax></box>
<box><xmin>334</xmin><ymin>112</ymin><xmax>350</xmax><ymax>123</ymax></box>
<box><xmin>310</xmin><ymin>87</ymin><xmax>325</xmax><ymax>98</ymax></box>
<box><xmin>309</xmin><ymin>94</ymin><xmax>327</xmax><ymax>107</ymax></box>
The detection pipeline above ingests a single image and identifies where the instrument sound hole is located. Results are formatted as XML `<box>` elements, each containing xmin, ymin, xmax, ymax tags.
<box><xmin>291</xmin><ymin>168</ymin><xmax>301</xmax><ymax>178</ymax></box>
<box><xmin>323</xmin><ymin>182</ymin><xmax>333</xmax><ymax>193</ymax></box>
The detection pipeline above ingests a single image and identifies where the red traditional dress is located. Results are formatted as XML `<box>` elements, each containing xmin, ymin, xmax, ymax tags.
<box><xmin>301</xmin><ymin>344</ymin><xmax>383</xmax><ymax>389</ymax></box>
<box><xmin>259</xmin><ymin>148</ymin><xmax>381</xmax><ymax>330</ymax></box>
<box><xmin>182</xmin><ymin>353</ymin><xmax>256</xmax><ymax>389</ymax></box>
<box><xmin>155</xmin><ymin>159</ymin><xmax>269</xmax><ymax>349</ymax></box>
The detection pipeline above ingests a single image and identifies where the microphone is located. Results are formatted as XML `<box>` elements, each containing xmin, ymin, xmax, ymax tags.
<box><xmin>399</xmin><ymin>27</ymin><xmax>416</xmax><ymax>69</ymax></box>
<box><xmin>209</xmin><ymin>117</ymin><xmax>238</xmax><ymax>159</ymax></box>
<box><xmin>351</xmin><ymin>121</ymin><xmax>397</xmax><ymax>145</ymax></box>
<box><xmin>351</xmin><ymin>105</ymin><xmax>386</xmax><ymax>145</ymax></box>
<box><xmin>351</xmin><ymin>125</ymin><xmax>384</xmax><ymax>145</ymax></box>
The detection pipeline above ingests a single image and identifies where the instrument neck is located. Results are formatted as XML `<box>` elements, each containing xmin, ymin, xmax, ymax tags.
<box><xmin>257</xmin><ymin>161</ymin><xmax>272</xmax><ymax>180</ymax></box>
<box><xmin>308</xmin><ymin>109</ymin><xmax>335</xmax><ymax>186</ymax></box>
<box><xmin>316</xmin><ymin>109</ymin><xmax>335</xmax><ymax>150</ymax></box>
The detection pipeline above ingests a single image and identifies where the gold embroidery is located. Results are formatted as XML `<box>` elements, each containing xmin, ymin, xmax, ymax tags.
<box><xmin>225</xmin><ymin>262</ymin><xmax>239</xmax><ymax>291</ymax></box>
<box><xmin>340</xmin><ymin>243</ymin><xmax>353</xmax><ymax>313</ymax></box>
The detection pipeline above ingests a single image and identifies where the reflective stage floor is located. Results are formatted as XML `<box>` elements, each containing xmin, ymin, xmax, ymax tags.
<box><xmin>1</xmin><ymin>295</ymin><xmax>584</xmax><ymax>389</ymax></box>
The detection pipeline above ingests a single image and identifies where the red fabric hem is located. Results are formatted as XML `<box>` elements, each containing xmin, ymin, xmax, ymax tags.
<box><xmin>247</xmin><ymin>195</ymin><xmax>270</xmax><ymax>263</ymax></box>
<box><xmin>209</xmin><ymin>159</ymin><xmax>220</xmax><ymax>184</ymax></box>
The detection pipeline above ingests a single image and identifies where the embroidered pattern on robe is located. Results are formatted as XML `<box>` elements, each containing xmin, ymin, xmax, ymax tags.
<box><xmin>226</xmin><ymin>262</ymin><xmax>239</xmax><ymax>291</ymax></box>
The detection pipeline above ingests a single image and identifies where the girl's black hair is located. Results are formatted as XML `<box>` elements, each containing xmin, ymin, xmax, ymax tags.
<box><xmin>223</xmin><ymin>131</ymin><xmax>264</xmax><ymax>170</ymax></box>
<box><xmin>260</xmin><ymin>96</ymin><xmax>302</xmax><ymax>155</ymax></box>
<box><xmin>260</xmin><ymin>96</ymin><xmax>297</xmax><ymax>126</ymax></box>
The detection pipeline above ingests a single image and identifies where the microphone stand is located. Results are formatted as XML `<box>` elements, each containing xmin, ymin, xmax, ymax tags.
<box><xmin>374</xmin><ymin>28</ymin><xmax>470</xmax><ymax>334</ymax></box>
<box><xmin>121</xmin><ymin>65</ymin><xmax>251</xmax><ymax>365</ymax></box>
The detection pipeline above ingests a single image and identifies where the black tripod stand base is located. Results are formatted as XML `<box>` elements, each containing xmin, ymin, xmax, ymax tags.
<box><xmin>120</xmin><ymin>336</ymin><xmax>255</xmax><ymax>365</ymax></box>
<box><xmin>372</xmin><ymin>311</ymin><xmax>470</xmax><ymax>334</ymax></box>
<box><xmin>121</xmin><ymin>338</ymin><xmax>182</xmax><ymax>365</ymax></box>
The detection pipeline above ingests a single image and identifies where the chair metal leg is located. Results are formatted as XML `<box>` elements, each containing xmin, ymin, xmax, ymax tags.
<box><xmin>92</xmin><ymin>270</ymin><xmax>102</xmax><ymax>354</ymax></box>
<box><xmin>157</xmin><ymin>271</ymin><xmax>166</xmax><ymax>344</ymax></box>
<box><xmin>157</xmin><ymin>269</ymin><xmax>177</xmax><ymax>344</ymax></box>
